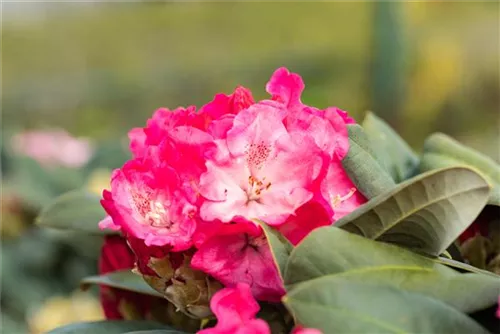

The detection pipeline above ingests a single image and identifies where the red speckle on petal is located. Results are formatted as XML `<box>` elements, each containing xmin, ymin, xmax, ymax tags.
<box><xmin>245</xmin><ymin>141</ymin><xmax>272</xmax><ymax>170</ymax></box>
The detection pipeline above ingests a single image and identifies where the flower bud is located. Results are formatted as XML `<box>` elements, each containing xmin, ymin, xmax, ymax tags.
<box><xmin>135</xmin><ymin>247</ymin><xmax>223</xmax><ymax>319</ymax></box>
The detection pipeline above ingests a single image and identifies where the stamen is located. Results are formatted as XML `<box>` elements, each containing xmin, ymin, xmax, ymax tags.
<box><xmin>130</xmin><ymin>189</ymin><xmax>173</xmax><ymax>228</ymax></box>
<box><xmin>331</xmin><ymin>188</ymin><xmax>357</xmax><ymax>208</ymax></box>
<box><xmin>153</xmin><ymin>201</ymin><xmax>166</xmax><ymax>214</ymax></box>
<box><xmin>246</xmin><ymin>176</ymin><xmax>272</xmax><ymax>200</ymax></box>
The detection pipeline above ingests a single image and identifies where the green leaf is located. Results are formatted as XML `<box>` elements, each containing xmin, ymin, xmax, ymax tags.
<box><xmin>436</xmin><ymin>257</ymin><xmax>500</xmax><ymax>278</ymax></box>
<box><xmin>254</xmin><ymin>219</ymin><xmax>293</xmax><ymax>279</ymax></box>
<box><xmin>4</xmin><ymin>156</ymin><xmax>60</xmax><ymax>208</ymax></box>
<box><xmin>285</xmin><ymin>228</ymin><xmax>500</xmax><ymax>313</ymax></box>
<box><xmin>335</xmin><ymin>167</ymin><xmax>490</xmax><ymax>256</ymax></box>
<box><xmin>362</xmin><ymin>112</ymin><xmax>419</xmax><ymax>183</ymax></box>
<box><xmin>46</xmin><ymin>321</ymin><xmax>173</xmax><ymax>334</ymax></box>
<box><xmin>295</xmin><ymin>268</ymin><xmax>499</xmax><ymax>313</ymax></box>
<box><xmin>342</xmin><ymin>124</ymin><xmax>396</xmax><ymax>198</ymax></box>
<box><xmin>420</xmin><ymin>133</ymin><xmax>500</xmax><ymax>206</ymax></box>
<box><xmin>283</xmin><ymin>279</ymin><xmax>489</xmax><ymax>334</ymax></box>
<box><xmin>36</xmin><ymin>190</ymin><xmax>113</xmax><ymax>235</ymax></box>
<box><xmin>285</xmin><ymin>227</ymin><xmax>454</xmax><ymax>286</ymax></box>
<box><xmin>81</xmin><ymin>270</ymin><xmax>163</xmax><ymax>298</ymax></box>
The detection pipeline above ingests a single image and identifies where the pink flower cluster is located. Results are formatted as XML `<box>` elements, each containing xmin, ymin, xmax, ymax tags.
<box><xmin>100</xmin><ymin>68</ymin><xmax>365</xmax><ymax>303</ymax></box>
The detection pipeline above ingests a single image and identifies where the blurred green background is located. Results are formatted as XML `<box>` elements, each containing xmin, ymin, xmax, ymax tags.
<box><xmin>3</xmin><ymin>2</ymin><xmax>499</xmax><ymax>153</ymax></box>
<box><xmin>1</xmin><ymin>2</ymin><xmax>499</xmax><ymax>333</ymax></box>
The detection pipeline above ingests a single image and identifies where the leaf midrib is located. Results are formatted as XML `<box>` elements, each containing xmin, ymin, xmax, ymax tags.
<box><xmin>286</xmin><ymin>265</ymin><xmax>433</xmax><ymax>289</ymax></box>
<box><xmin>369</xmin><ymin>182</ymin><xmax>488</xmax><ymax>240</ymax></box>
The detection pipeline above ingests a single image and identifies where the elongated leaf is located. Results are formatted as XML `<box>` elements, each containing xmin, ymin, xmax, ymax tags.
<box><xmin>336</xmin><ymin>167</ymin><xmax>490</xmax><ymax>256</ymax></box>
<box><xmin>254</xmin><ymin>219</ymin><xmax>293</xmax><ymax>279</ymax></box>
<box><xmin>421</xmin><ymin>133</ymin><xmax>500</xmax><ymax>206</ymax></box>
<box><xmin>341</xmin><ymin>124</ymin><xmax>396</xmax><ymax>198</ymax></box>
<box><xmin>286</xmin><ymin>228</ymin><xmax>500</xmax><ymax>313</ymax></box>
<box><xmin>285</xmin><ymin>227</ymin><xmax>455</xmax><ymax>285</ymax></box>
<box><xmin>5</xmin><ymin>156</ymin><xmax>87</xmax><ymax>208</ymax></box>
<box><xmin>294</xmin><ymin>268</ymin><xmax>498</xmax><ymax>313</ymax></box>
<box><xmin>436</xmin><ymin>257</ymin><xmax>500</xmax><ymax>278</ymax></box>
<box><xmin>5</xmin><ymin>156</ymin><xmax>57</xmax><ymax>208</ymax></box>
<box><xmin>81</xmin><ymin>270</ymin><xmax>163</xmax><ymax>298</ymax></box>
<box><xmin>284</xmin><ymin>279</ymin><xmax>489</xmax><ymax>334</ymax></box>
<box><xmin>36</xmin><ymin>190</ymin><xmax>113</xmax><ymax>235</ymax></box>
<box><xmin>46</xmin><ymin>321</ymin><xmax>172</xmax><ymax>334</ymax></box>
<box><xmin>362</xmin><ymin>112</ymin><xmax>419</xmax><ymax>182</ymax></box>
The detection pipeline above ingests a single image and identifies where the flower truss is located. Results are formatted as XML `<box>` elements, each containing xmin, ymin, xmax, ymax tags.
<box><xmin>99</xmin><ymin>67</ymin><xmax>366</xmax><ymax>333</ymax></box>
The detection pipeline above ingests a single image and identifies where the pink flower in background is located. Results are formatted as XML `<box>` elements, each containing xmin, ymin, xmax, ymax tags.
<box><xmin>197</xmin><ymin>283</ymin><xmax>270</xmax><ymax>334</ymax></box>
<box><xmin>11</xmin><ymin>129</ymin><xmax>94</xmax><ymax>168</ymax></box>
<box><xmin>191</xmin><ymin>223</ymin><xmax>285</xmax><ymax>302</ymax></box>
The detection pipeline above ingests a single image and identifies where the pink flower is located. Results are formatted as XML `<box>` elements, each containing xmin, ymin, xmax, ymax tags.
<box><xmin>277</xmin><ymin>200</ymin><xmax>331</xmax><ymax>245</ymax></box>
<box><xmin>199</xmin><ymin>86</ymin><xmax>255</xmax><ymax>121</ymax></box>
<box><xmin>98</xmin><ymin>215</ymin><xmax>120</xmax><ymax>232</ymax></box>
<box><xmin>291</xmin><ymin>326</ymin><xmax>323</xmax><ymax>334</ymax></box>
<box><xmin>129</xmin><ymin>106</ymin><xmax>215</xmax><ymax>159</ymax></box>
<box><xmin>336</xmin><ymin>108</ymin><xmax>356</xmax><ymax>124</ymax></box>
<box><xmin>101</xmin><ymin>157</ymin><xmax>197</xmax><ymax>250</ymax></box>
<box><xmin>135</xmin><ymin>107</ymin><xmax>217</xmax><ymax>203</ymax></box>
<box><xmin>263</xmin><ymin>68</ymin><xmax>366</xmax><ymax>239</ymax></box>
<box><xmin>191</xmin><ymin>223</ymin><xmax>285</xmax><ymax>302</ymax></box>
<box><xmin>321</xmin><ymin>159</ymin><xmax>366</xmax><ymax>221</ymax></box>
<box><xmin>128</xmin><ymin>128</ymin><xmax>147</xmax><ymax>159</ymax></box>
<box><xmin>200</xmin><ymin>86</ymin><xmax>255</xmax><ymax>141</ymax></box>
<box><xmin>197</xmin><ymin>283</ymin><xmax>270</xmax><ymax>334</ymax></box>
<box><xmin>266</xmin><ymin>67</ymin><xmax>304</xmax><ymax>110</ymax></box>
<box><xmin>287</xmin><ymin>106</ymin><xmax>350</xmax><ymax>161</ymax></box>
<box><xmin>265</xmin><ymin>68</ymin><xmax>351</xmax><ymax>161</ymax></box>
<box><xmin>100</xmin><ymin>67</ymin><xmax>366</xmax><ymax>307</ymax></box>
<box><xmin>11</xmin><ymin>129</ymin><xmax>94</xmax><ymax>168</ymax></box>
<box><xmin>199</xmin><ymin>103</ymin><xmax>323</xmax><ymax>226</ymax></box>
<box><xmin>144</xmin><ymin>106</ymin><xmax>201</xmax><ymax>146</ymax></box>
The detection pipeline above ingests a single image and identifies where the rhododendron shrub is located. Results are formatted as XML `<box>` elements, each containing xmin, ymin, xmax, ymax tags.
<box><xmin>39</xmin><ymin>68</ymin><xmax>500</xmax><ymax>334</ymax></box>
<box><xmin>99</xmin><ymin>67</ymin><xmax>365</xmax><ymax>308</ymax></box>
